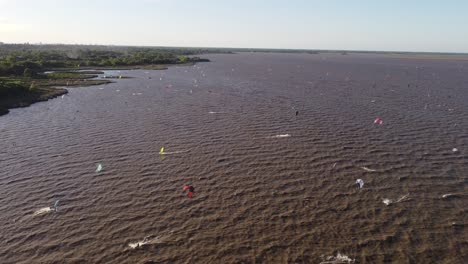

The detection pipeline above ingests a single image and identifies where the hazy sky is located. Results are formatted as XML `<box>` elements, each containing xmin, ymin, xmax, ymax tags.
<box><xmin>1</xmin><ymin>0</ymin><xmax>467</xmax><ymax>52</ymax></box>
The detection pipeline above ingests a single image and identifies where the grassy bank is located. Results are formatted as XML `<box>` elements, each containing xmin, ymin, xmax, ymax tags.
<box><xmin>0</xmin><ymin>72</ymin><xmax>112</xmax><ymax>116</ymax></box>
<box><xmin>0</xmin><ymin>44</ymin><xmax>212</xmax><ymax>116</ymax></box>
<box><xmin>0</xmin><ymin>80</ymin><xmax>66</xmax><ymax>115</ymax></box>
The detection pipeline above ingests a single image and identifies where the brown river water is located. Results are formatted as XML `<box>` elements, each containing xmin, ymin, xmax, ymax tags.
<box><xmin>0</xmin><ymin>53</ymin><xmax>467</xmax><ymax>263</ymax></box>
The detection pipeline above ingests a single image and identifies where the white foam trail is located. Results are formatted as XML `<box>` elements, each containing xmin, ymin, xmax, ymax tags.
<box><xmin>383</xmin><ymin>193</ymin><xmax>410</xmax><ymax>206</ymax></box>
<box><xmin>33</xmin><ymin>207</ymin><xmax>52</xmax><ymax>216</ymax></box>
<box><xmin>396</xmin><ymin>194</ymin><xmax>410</xmax><ymax>203</ymax></box>
<box><xmin>360</xmin><ymin>166</ymin><xmax>377</xmax><ymax>172</ymax></box>
<box><xmin>208</xmin><ymin>111</ymin><xmax>225</xmax><ymax>114</ymax></box>
<box><xmin>320</xmin><ymin>252</ymin><xmax>355</xmax><ymax>263</ymax></box>
<box><xmin>442</xmin><ymin>193</ymin><xmax>455</xmax><ymax>198</ymax></box>
<box><xmin>128</xmin><ymin>236</ymin><xmax>161</xmax><ymax>249</ymax></box>
<box><xmin>267</xmin><ymin>134</ymin><xmax>291</xmax><ymax>139</ymax></box>
<box><xmin>160</xmin><ymin>149</ymin><xmax>191</xmax><ymax>155</ymax></box>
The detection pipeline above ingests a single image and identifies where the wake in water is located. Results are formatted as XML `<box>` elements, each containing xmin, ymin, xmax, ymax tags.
<box><xmin>360</xmin><ymin>166</ymin><xmax>377</xmax><ymax>172</ymax></box>
<box><xmin>33</xmin><ymin>207</ymin><xmax>53</xmax><ymax>216</ymax></box>
<box><xmin>383</xmin><ymin>193</ymin><xmax>410</xmax><ymax>206</ymax></box>
<box><xmin>441</xmin><ymin>193</ymin><xmax>460</xmax><ymax>199</ymax></box>
<box><xmin>320</xmin><ymin>252</ymin><xmax>355</xmax><ymax>263</ymax></box>
<box><xmin>159</xmin><ymin>149</ymin><xmax>191</xmax><ymax>155</ymax></box>
<box><xmin>208</xmin><ymin>111</ymin><xmax>225</xmax><ymax>114</ymax></box>
<box><xmin>128</xmin><ymin>235</ymin><xmax>161</xmax><ymax>249</ymax></box>
<box><xmin>33</xmin><ymin>200</ymin><xmax>59</xmax><ymax>216</ymax></box>
<box><xmin>266</xmin><ymin>134</ymin><xmax>291</xmax><ymax>139</ymax></box>
<box><xmin>126</xmin><ymin>228</ymin><xmax>198</xmax><ymax>250</ymax></box>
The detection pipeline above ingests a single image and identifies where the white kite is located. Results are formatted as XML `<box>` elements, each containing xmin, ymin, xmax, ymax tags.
<box><xmin>356</xmin><ymin>179</ymin><xmax>364</xmax><ymax>189</ymax></box>
<box><xmin>96</xmin><ymin>163</ymin><xmax>103</xmax><ymax>173</ymax></box>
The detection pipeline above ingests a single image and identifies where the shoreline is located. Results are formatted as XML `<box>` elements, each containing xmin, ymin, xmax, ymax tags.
<box><xmin>0</xmin><ymin>87</ymin><xmax>68</xmax><ymax>115</ymax></box>
<box><xmin>47</xmin><ymin>61</ymin><xmax>207</xmax><ymax>72</ymax></box>
<box><xmin>0</xmin><ymin>62</ymin><xmax>202</xmax><ymax>116</ymax></box>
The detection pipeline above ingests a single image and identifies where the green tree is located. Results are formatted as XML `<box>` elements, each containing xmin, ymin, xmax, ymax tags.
<box><xmin>178</xmin><ymin>56</ymin><xmax>188</xmax><ymax>63</ymax></box>
<box><xmin>29</xmin><ymin>81</ymin><xmax>36</xmax><ymax>91</ymax></box>
<box><xmin>23</xmin><ymin>68</ymin><xmax>33</xmax><ymax>77</ymax></box>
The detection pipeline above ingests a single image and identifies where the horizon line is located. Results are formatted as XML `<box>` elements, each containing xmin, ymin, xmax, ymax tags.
<box><xmin>1</xmin><ymin>41</ymin><xmax>468</xmax><ymax>56</ymax></box>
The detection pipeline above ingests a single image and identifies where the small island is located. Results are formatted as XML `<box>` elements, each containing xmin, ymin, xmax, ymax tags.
<box><xmin>0</xmin><ymin>44</ymin><xmax>212</xmax><ymax>115</ymax></box>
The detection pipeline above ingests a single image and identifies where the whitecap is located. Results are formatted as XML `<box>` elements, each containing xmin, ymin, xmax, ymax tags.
<box><xmin>267</xmin><ymin>134</ymin><xmax>291</xmax><ymax>138</ymax></box>
<box><xmin>360</xmin><ymin>166</ymin><xmax>377</xmax><ymax>172</ymax></box>
<box><xmin>160</xmin><ymin>149</ymin><xmax>191</xmax><ymax>155</ymax></box>
<box><xmin>320</xmin><ymin>252</ymin><xmax>354</xmax><ymax>263</ymax></box>
<box><xmin>442</xmin><ymin>193</ymin><xmax>456</xmax><ymax>198</ymax></box>
<box><xmin>128</xmin><ymin>235</ymin><xmax>161</xmax><ymax>249</ymax></box>
<box><xmin>33</xmin><ymin>207</ymin><xmax>52</xmax><ymax>216</ymax></box>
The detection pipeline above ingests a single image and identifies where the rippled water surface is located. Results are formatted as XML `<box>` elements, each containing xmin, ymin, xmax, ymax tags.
<box><xmin>0</xmin><ymin>53</ymin><xmax>467</xmax><ymax>263</ymax></box>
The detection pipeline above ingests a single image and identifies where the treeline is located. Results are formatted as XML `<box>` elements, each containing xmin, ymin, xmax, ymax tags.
<box><xmin>0</xmin><ymin>44</ymin><xmax>215</xmax><ymax>76</ymax></box>
<box><xmin>0</xmin><ymin>80</ymin><xmax>29</xmax><ymax>97</ymax></box>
